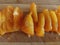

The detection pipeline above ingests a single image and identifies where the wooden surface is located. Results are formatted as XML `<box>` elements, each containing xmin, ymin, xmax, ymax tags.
<box><xmin>0</xmin><ymin>0</ymin><xmax>60</xmax><ymax>4</ymax></box>
<box><xmin>0</xmin><ymin>0</ymin><xmax>60</xmax><ymax>45</ymax></box>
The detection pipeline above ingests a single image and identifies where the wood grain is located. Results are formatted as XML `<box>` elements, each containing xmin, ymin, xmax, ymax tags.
<box><xmin>0</xmin><ymin>0</ymin><xmax>17</xmax><ymax>3</ymax></box>
<box><xmin>18</xmin><ymin>0</ymin><xmax>60</xmax><ymax>4</ymax></box>
<box><xmin>0</xmin><ymin>0</ymin><xmax>60</xmax><ymax>4</ymax></box>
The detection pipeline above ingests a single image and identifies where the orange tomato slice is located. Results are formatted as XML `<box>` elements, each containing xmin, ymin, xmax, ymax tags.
<box><xmin>49</xmin><ymin>10</ymin><xmax>58</xmax><ymax>32</ymax></box>
<box><xmin>43</xmin><ymin>9</ymin><xmax>52</xmax><ymax>32</ymax></box>
<box><xmin>21</xmin><ymin>12</ymin><xmax>34</xmax><ymax>36</ymax></box>
<box><xmin>35</xmin><ymin>13</ymin><xmax>45</xmax><ymax>37</ymax></box>
<box><xmin>30</xmin><ymin>3</ymin><xmax>38</xmax><ymax>23</ymax></box>
<box><xmin>13</xmin><ymin>7</ymin><xmax>23</xmax><ymax>31</ymax></box>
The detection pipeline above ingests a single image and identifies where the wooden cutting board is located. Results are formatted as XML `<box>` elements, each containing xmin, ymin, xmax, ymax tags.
<box><xmin>0</xmin><ymin>0</ymin><xmax>60</xmax><ymax>4</ymax></box>
<box><xmin>0</xmin><ymin>4</ymin><xmax>59</xmax><ymax>42</ymax></box>
<box><xmin>0</xmin><ymin>0</ymin><xmax>60</xmax><ymax>45</ymax></box>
